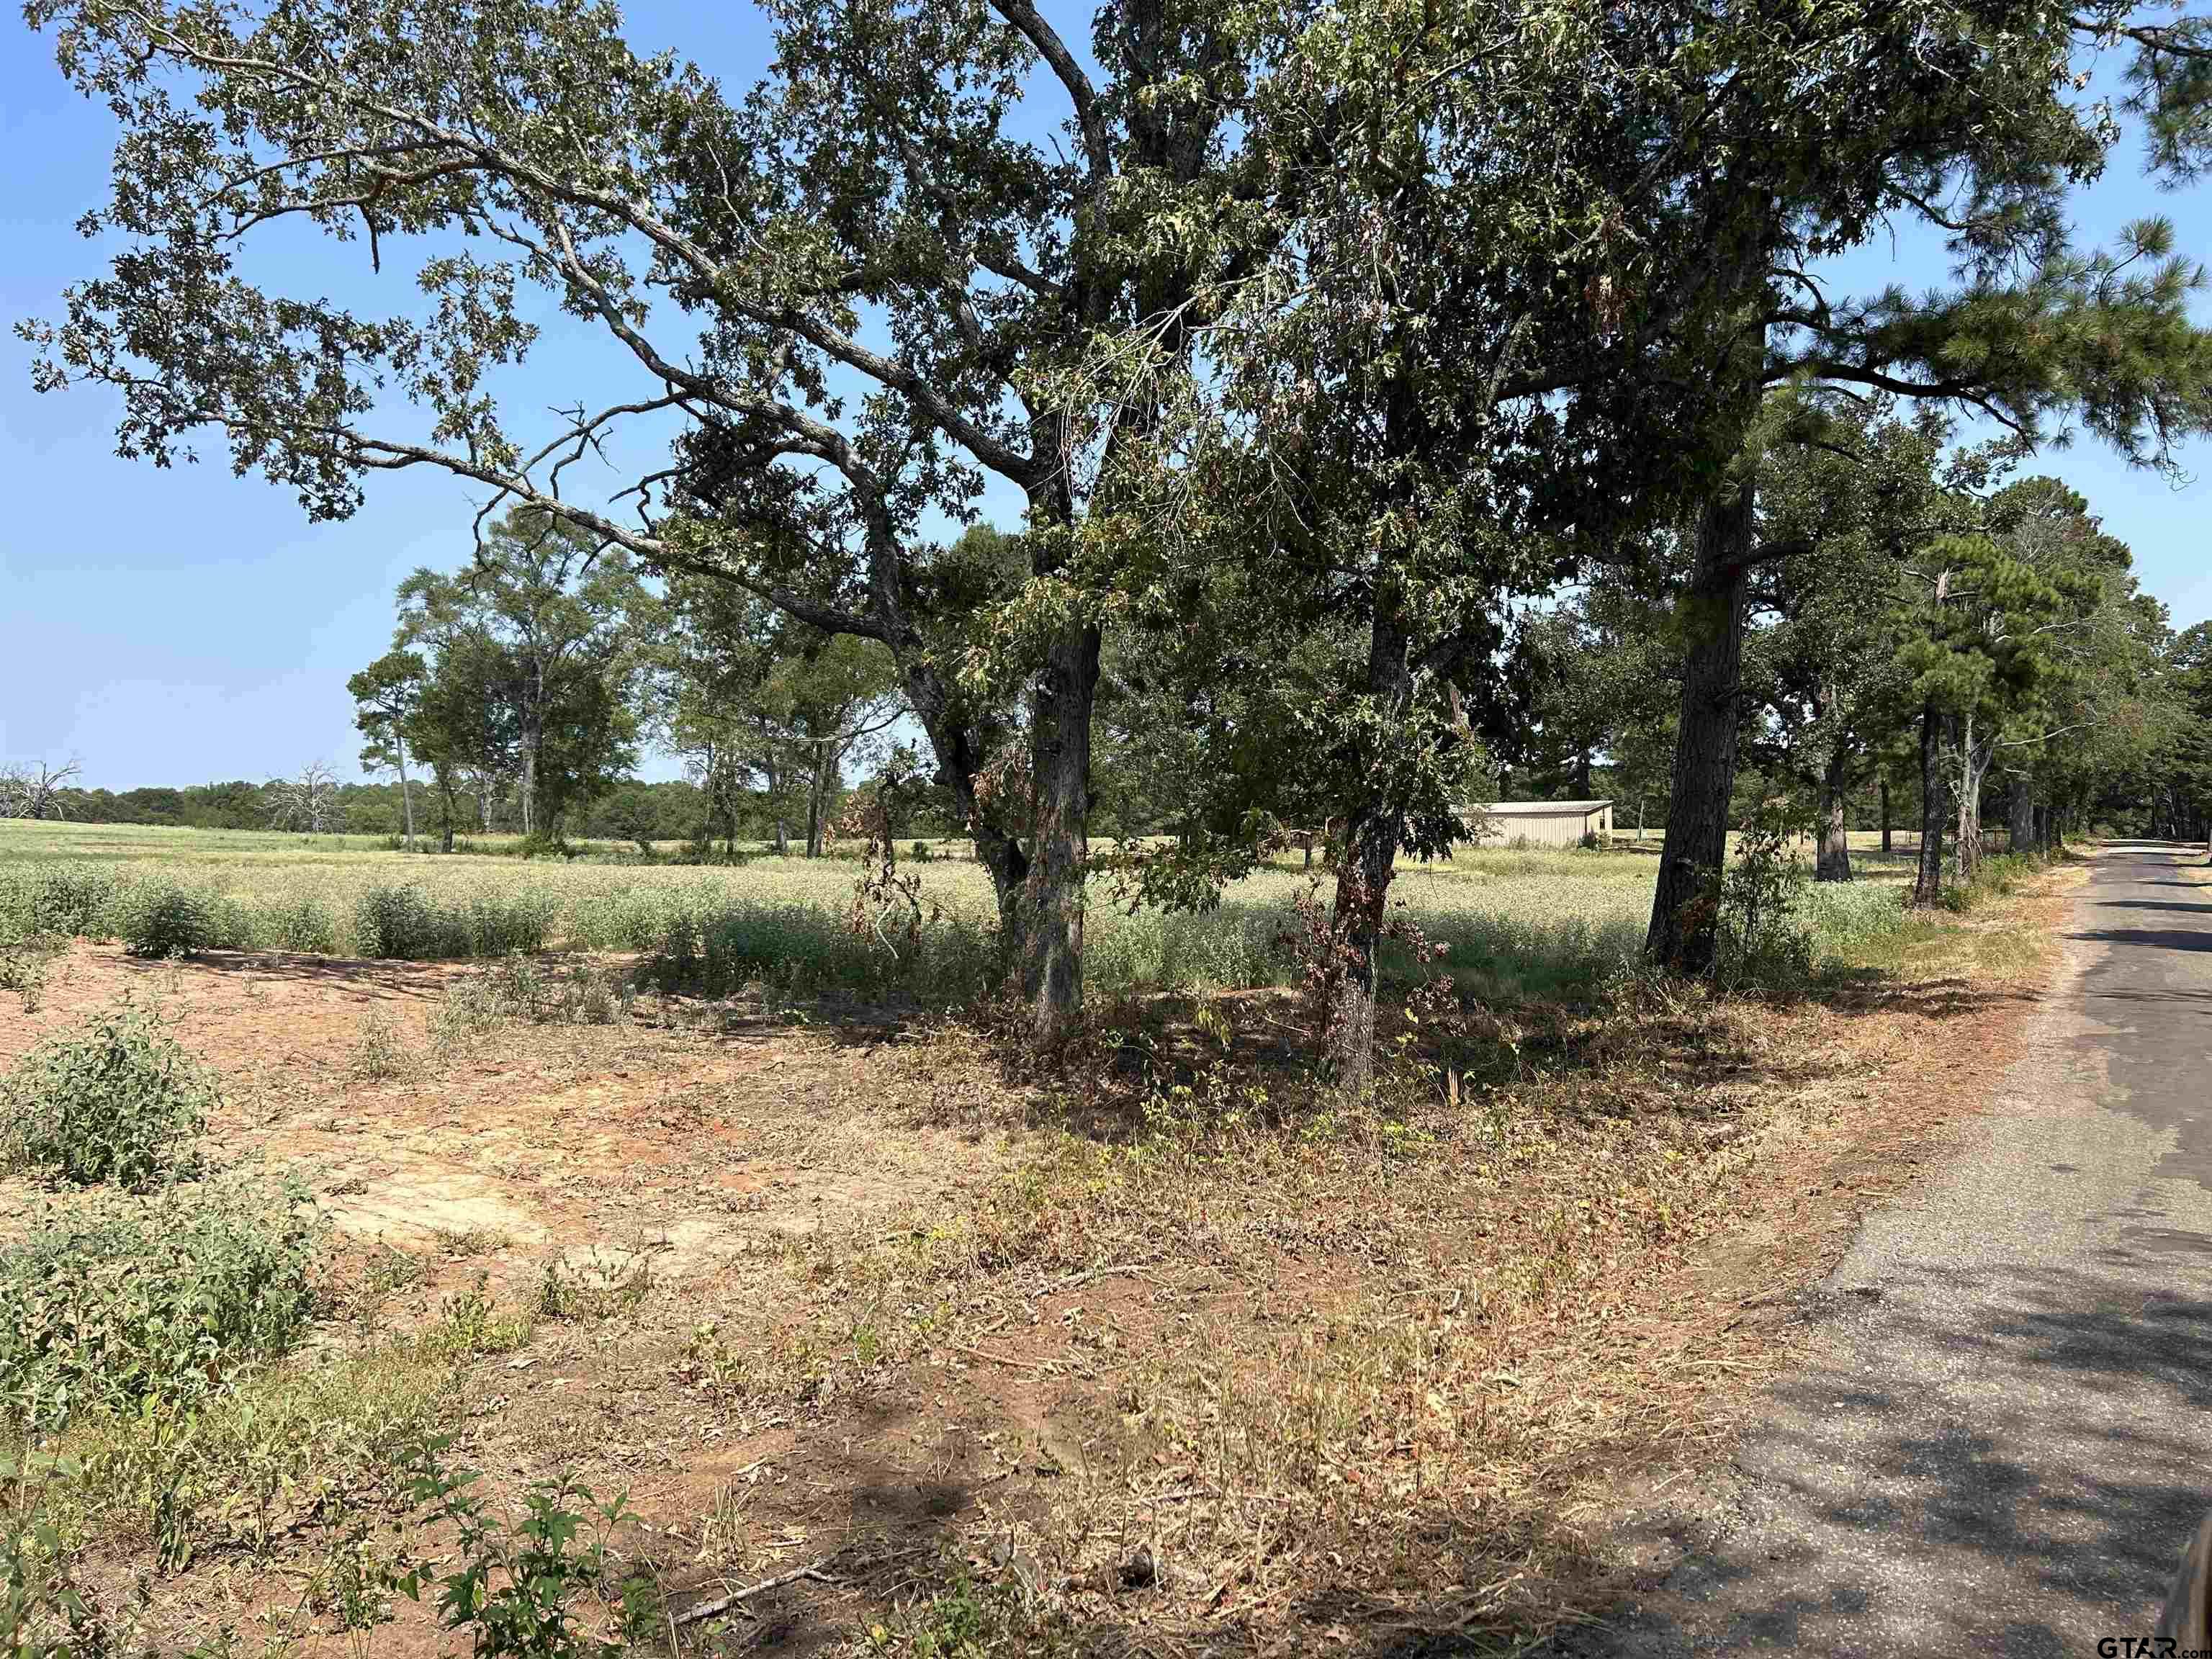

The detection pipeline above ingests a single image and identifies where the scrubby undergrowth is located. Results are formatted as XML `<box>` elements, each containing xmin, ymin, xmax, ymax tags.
<box><xmin>1</xmin><ymin>838</ymin><xmax>1923</xmax><ymax>1007</ymax></box>
<box><xmin>0</xmin><ymin>1177</ymin><xmax>323</xmax><ymax>1431</ymax></box>
<box><xmin>1</xmin><ymin>1000</ymin><xmax>217</xmax><ymax>1188</ymax></box>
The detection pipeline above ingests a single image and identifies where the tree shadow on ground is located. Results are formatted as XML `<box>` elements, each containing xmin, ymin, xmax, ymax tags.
<box><xmin>1547</xmin><ymin>1259</ymin><xmax>2212</xmax><ymax>1658</ymax></box>
<box><xmin>653</xmin><ymin>936</ymin><xmax>2051</xmax><ymax>1146</ymax></box>
<box><xmin>1799</xmin><ymin>970</ymin><xmax>2038</xmax><ymax>1020</ymax></box>
<box><xmin>2084</xmin><ymin>987</ymin><xmax>2212</xmax><ymax>1008</ymax></box>
<box><xmin>2070</xmin><ymin>925</ymin><xmax>2212</xmax><ymax>955</ymax></box>
<box><xmin>429</xmin><ymin>1390</ymin><xmax>1002</xmax><ymax>1659</ymax></box>
<box><xmin>114</xmin><ymin>946</ymin><xmax>461</xmax><ymax>1004</ymax></box>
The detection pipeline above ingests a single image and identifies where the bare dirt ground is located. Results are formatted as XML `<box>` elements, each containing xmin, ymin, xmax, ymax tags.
<box><xmin>0</xmin><ymin>877</ymin><xmax>2083</xmax><ymax>1658</ymax></box>
<box><xmin>1</xmin><ymin>945</ymin><xmax>1017</xmax><ymax>1264</ymax></box>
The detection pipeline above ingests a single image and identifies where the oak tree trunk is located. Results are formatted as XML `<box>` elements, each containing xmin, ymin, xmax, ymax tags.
<box><xmin>1327</xmin><ymin>598</ymin><xmax>1421</xmax><ymax>1089</ymax></box>
<box><xmin>1815</xmin><ymin>751</ymin><xmax>1852</xmax><ymax>883</ymax></box>
<box><xmin>897</xmin><ymin>657</ymin><xmax>1031</xmax><ymax>971</ymax></box>
<box><xmin>1323</xmin><ymin>594</ymin><xmax>1424</xmax><ymax>1090</ymax></box>
<box><xmin>1328</xmin><ymin>803</ymin><xmax>1399</xmax><ymax>1092</ymax></box>
<box><xmin>1017</xmin><ymin>621</ymin><xmax>1101</xmax><ymax>1046</ymax></box>
<box><xmin>1645</xmin><ymin>478</ymin><xmax>1755</xmax><ymax>971</ymax></box>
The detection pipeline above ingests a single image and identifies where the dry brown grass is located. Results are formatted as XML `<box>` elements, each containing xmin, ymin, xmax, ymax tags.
<box><xmin>624</xmin><ymin>878</ymin><xmax>2070</xmax><ymax>1655</ymax></box>
<box><xmin>0</xmin><ymin>863</ymin><xmax>2074</xmax><ymax>1658</ymax></box>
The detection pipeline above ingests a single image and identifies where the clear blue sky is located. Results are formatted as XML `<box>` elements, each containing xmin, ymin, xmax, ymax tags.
<box><xmin>3</xmin><ymin>10</ymin><xmax>2208</xmax><ymax>790</ymax></box>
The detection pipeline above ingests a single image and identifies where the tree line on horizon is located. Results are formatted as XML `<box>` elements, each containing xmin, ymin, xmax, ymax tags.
<box><xmin>23</xmin><ymin>434</ymin><xmax>2212</xmax><ymax>893</ymax></box>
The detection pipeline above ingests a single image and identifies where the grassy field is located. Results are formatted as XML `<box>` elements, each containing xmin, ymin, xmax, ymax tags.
<box><xmin>0</xmin><ymin>816</ymin><xmax>2060</xmax><ymax>1657</ymax></box>
<box><xmin>0</xmin><ymin>819</ymin><xmax>1922</xmax><ymax>1004</ymax></box>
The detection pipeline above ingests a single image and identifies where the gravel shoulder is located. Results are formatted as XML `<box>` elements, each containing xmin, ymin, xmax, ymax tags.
<box><xmin>1584</xmin><ymin>841</ymin><xmax>2212</xmax><ymax>1658</ymax></box>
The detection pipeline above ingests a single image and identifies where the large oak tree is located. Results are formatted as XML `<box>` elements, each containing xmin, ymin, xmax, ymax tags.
<box><xmin>22</xmin><ymin>0</ymin><xmax>1272</xmax><ymax>1045</ymax></box>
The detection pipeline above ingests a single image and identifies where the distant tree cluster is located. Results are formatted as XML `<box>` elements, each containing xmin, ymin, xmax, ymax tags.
<box><xmin>1510</xmin><ymin>407</ymin><xmax>2193</xmax><ymax>904</ymax></box>
<box><xmin>14</xmin><ymin>768</ymin><xmax>779</xmax><ymax>846</ymax></box>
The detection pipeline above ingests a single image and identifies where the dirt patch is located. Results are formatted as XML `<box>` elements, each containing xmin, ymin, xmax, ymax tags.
<box><xmin>1</xmin><ymin>944</ymin><xmax>1022</xmax><ymax>1277</ymax></box>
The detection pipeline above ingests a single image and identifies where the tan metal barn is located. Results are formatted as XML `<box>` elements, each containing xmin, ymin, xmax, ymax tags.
<box><xmin>1465</xmin><ymin>799</ymin><xmax>1614</xmax><ymax>848</ymax></box>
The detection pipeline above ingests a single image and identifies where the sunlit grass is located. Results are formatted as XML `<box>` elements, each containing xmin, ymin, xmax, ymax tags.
<box><xmin>0</xmin><ymin>819</ymin><xmax>1923</xmax><ymax>998</ymax></box>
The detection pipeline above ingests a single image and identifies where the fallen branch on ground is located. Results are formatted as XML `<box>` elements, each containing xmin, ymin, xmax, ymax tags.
<box><xmin>1051</xmin><ymin>1263</ymin><xmax>1153</xmax><ymax>1290</ymax></box>
<box><xmin>675</xmin><ymin>1557</ymin><xmax>842</xmax><ymax>1626</ymax></box>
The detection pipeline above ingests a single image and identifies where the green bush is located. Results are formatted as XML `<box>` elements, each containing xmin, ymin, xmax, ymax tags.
<box><xmin>449</xmin><ymin>956</ymin><xmax>631</xmax><ymax>1029</ymax></box>
<box><xmin>0</xmin><ymin>867</ymin><xmax>119</xmax><ymax>941</ymax></box>
<box><xmin>1972</xmin><ymin>850</ymin><xmax>2036</xmax><ymax>898</ymax></box>
<box><xmin>1713</xmin><ymin>805</ymin><xmax>1815</xmax><ymax>993</ymax></box>
<box><xmin>114</xmin><ymin>882</ymin><xmax>215</xmax><ymax>958</ymax></box>
<box><xmin>0</xmin><ymin>923</ymin><xmax>62</xmax><ymax>1015</ymax></box>
<box><xmin>0</xmin><ymin>1177</ymin><xmax>323</xmax><ymax>1430</ymax></box>
<box><xmin>466</xmin><ymin>893</ymin><xmax>553</xmax><ymax>956</ymax></box>
<box><xmin>642</xmin><ymin>899</ymin><xmax>997</xmax><ymax>1001</ymax></box>
<box><xmin>0</xmin><ymin>1002</ymin><xmax>217</xmax><ymax>1188</ymax></box>
<box><xmin>58</xmin><ymin>1344</ymin><xmax>460</xmax><ymax>1569</ymax></box>
<box><xmin>1802</xmin><ymin>882</ymin><xmax>1910</xmax><ymax>963</ymax></box>
<box><xmin>269</xmin><ymin>894</ymin><xmax>338</xmax><ymax>954</ymax></box>
<box><xmin>1</xmin><ymin>1448</ymin><xmax>106</xmax><ymax>1659</ymax></box>
<box><xmin>354</xmin><ymin>885</ymin><xmax>549</xmax><ymax>960</ymax></box>
<box><xmin>354</xmin><ymin>884</ymin><xmax>445</xmax><ymax>958</ymax></box>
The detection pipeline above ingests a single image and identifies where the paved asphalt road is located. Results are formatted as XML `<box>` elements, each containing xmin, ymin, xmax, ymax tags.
<box><xmin>1599</xmin><ymin>840</ymin><xmax>2212</xmax><ymax>1658</ymax></box>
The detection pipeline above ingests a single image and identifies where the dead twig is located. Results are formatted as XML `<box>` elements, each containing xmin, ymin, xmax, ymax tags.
<box><xmin>950</xmin><ymin>1342</ymin><xmax>1051</xmax><ymax>1373</ymax></box>
<box><xmin>1050</xmin><ymin>1263</ymin><xmax>1154</xmax><ymax>1291</ymax></box>
<box><xmin>675</xmin><ymin>1557</ymin><xmax>842</xmax><ymax>1627</ymax></box>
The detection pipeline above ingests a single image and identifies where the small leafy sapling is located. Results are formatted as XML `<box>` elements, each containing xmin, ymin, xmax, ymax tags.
<box><xmin>403</xmin><ymin>1440</ymin><xmax>653</xmax><ymax>1659</ymax></box>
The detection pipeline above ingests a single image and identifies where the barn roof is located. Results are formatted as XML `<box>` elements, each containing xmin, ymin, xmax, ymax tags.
<box><xmin>1469</xmin><ymin>799</ymin><xmax>1613</xmax><ymax>816</ymax></box>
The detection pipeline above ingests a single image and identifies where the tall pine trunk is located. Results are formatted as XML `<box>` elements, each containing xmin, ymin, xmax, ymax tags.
<box><xmin>1912</xmin><ymin>703</ymin><xmax>1951</xmax><ymax>907</ymax></box>
<box><xmin>763</xmin><ymin>751</ymin><xmax>787</xmax><ymax>854</ymax></box>
<box><xmin>1645</xmin><ymin>477</ymin><xmax>1755</xmax><ymax>971</ymax></box>
<box><xmin>518</xmin><ymin>730</ymin><xmax>539</xmax><ymax>839</ymax></box>
<box><xmin>2009</xmin><ymin>779</ymin><xmax>2036</xmax><ymax>858</ymax></box>
<box><xmin>1880</xmin><ymin>776</ymin><xmax>1892</xmax><ymax>853</ymax></box>
<box><xmin>436</xmin><ymin>767</ymin><xmax>456</xmax><ymax>854</ymax></box>
<box><xmin>1017</xmin><ymin>621</ymin><xmax>1100</xmax><ymax>1046</ymax></box>
<box><xmin>1954</xmin><ymin>714</ymin><xmax>1992</xmax><ymax>879</ymax></box>
<box><xmin>804</xmin><ymin>742</ymin><xmax>828</xmax><ymax>858</ymax></box>
<box><xmin>395</xmin><ymin>731</ymin><xmax>416</xmax><ymax>851</ymax></box>
<box><xmin>1954</xmin><ymin>710</ymin><xmax>1975</xmax><ymax>880</ymax></box>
